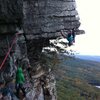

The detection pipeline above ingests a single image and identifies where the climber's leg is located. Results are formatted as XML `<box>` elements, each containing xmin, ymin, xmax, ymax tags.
<box><xmin>19</xmin><ymin>84</ymin><xmax>26</xmax><ymax>97</ymax></box>
<box><xmin>16</xmin><ymin>84</ymin><xmax>20</xmax><ymax>98</ymax></box>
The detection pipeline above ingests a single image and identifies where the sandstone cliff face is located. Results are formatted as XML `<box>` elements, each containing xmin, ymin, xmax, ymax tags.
<box><xmin>0</xmin><ymin>0</ymin><xmax>82</xmax><ymax>100</ymax></box>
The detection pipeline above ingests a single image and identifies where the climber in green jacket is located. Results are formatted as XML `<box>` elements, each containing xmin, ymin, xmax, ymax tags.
<box><xmin>15</xmin><ymin>67</ymin><xmax>26</xmax><ymax>97</ymax></box>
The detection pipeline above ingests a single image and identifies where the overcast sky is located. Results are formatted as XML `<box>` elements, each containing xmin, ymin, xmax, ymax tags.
<box><xmin>70</xmin><ymin>0</ymin><xmax>100</xmax><ymax>56</ymax></box>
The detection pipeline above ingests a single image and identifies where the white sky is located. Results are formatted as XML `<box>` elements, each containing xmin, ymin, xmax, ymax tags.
<box><xmin>70</xmin><ymin>0</ymin><xmax>100</xmax><ymax>56</ymax></box>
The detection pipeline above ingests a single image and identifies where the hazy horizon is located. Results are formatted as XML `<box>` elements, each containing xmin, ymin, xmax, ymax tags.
<box><xmin>70</xmin><ymin>0</ymin><xmax>100</xmax><ymax>56</ymax></box>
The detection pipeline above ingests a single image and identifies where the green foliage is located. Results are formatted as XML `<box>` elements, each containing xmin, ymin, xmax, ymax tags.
<box><xmin>40</xmin><ymin>52</ymin><xmax>100</xmax><ymax>100</ymax></box>
<box><xmin>55</xmin><ymin>55</ymin><xmax>100</xmax><ymax>100</ymax></box>
<box><xmin>40</xmin><ymin>52</ymin><xmax>60</xmax><ymax>71</ymax></box>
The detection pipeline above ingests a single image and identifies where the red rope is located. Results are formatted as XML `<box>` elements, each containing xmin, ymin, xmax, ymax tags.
<box><xmin>60</xmin><ymin>31</ymin><xmax>66</xmax><ymax>38</ymax></box>
<box><xmin>0</xmin><ymin>33</ymin><xmax>18</xmax><ymax>70</ymax></box>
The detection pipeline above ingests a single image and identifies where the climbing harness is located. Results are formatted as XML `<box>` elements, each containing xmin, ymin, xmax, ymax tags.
<box><xmin>0</xmin><ymin>33</ymin><xmax>20</xmax><ymax>70</ymax></box>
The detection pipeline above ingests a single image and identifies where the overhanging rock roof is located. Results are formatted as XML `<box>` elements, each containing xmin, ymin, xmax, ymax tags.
<box><xmin>0</xmin><ymin>0</ymin><xmax>84</xmax><ymax>38</ymax></box>
<box><xmin>23</xmin><ymin>0</ymin><xmax>82</xmax><ymax>39</ymax></box>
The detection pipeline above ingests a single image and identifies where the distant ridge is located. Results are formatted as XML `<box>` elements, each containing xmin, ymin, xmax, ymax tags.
<box><xmin>75</xmin><ymin>55</ymin><xmax>100</xmax><ymax>62</ymax></box>
<box><xmin>56</xmin><ymin>54</ymin><xmax>100</xmax><ymax>99</ymax></box>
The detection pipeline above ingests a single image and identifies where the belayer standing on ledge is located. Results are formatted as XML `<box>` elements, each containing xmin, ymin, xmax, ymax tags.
<box><xmin>15</xmin><ymin>66</ymin><xmax>26</xmax><ymax>98</ymax></box>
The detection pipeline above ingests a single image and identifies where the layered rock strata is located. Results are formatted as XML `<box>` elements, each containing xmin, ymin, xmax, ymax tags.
<box><xmin>0</xmin><ymin>0</ymin><xmax>82</xmax><ymax>100</ymax></box>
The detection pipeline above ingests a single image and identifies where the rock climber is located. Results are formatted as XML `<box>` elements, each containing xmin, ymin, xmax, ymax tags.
<box><xmin>15</xmin><ymin>66</ymin><xmax>26</xmax><ymax>98</ymax></box>
<box><xmin>72</xmin><ymin>28</ymin><xmax>76</xmax><ymax>43</ymax></box>
<box><xmin>66</xmin><ymin>30</ymin><xmax>73</xmax><ymax>46</ymax></box>
<box><xmin>61</xmin><ymin>29</ymin><xmax>76</xmax><ymax>46</ymax></box>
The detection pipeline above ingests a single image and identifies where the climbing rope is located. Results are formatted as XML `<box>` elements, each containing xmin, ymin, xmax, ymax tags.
<box><xmin>0</xmin><ymin>33</ymin><xmax>20</xmax><ymax>70</ymax></box>
<box><xmin>60</xmin><ymin>30</ymin><xmax>67</xmax><ymax>38</ymax></box>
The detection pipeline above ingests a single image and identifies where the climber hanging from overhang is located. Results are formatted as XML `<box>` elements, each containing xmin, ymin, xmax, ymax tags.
<box><xmin>61</xmin><ymin>28</ymin><xmax>76</xmax><ymax>46</ymax></box>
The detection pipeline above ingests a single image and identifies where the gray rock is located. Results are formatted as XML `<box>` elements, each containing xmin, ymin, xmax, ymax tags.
<box><xmin>0</xmin><ymin>0</ymin><xmax>23</xmax><ymax>33</ymax></box>
<box><xmin>23</xmin><ymin>0</ymin><xmax>80</xmax><ymax>37</ymax></box>
<box><xmin>0</xmin><ymin>1</ymin><xmax>83</xmax><ymax>100</ymax></box>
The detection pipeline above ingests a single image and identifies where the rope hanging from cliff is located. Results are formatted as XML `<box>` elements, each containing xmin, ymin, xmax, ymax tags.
<box><xmin>0</xmin><ymin>33</ymin><xmax>19</xmax><ymax>70</ymax></box>
<box><xmin>60</xmin><ymin>31</ymin><xmax>67</xmax><ymax>38</ymax></box>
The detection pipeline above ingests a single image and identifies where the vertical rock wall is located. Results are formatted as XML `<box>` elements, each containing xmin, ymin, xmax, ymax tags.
<box><xmin>0</xmin><ymin>0</ymin><xmax>81</xmax><ymax>100</ymax></box>
<box><xmin>0</xmin><ymin>0</ymin><xmax>23</xmax><ymax>33</ymax></box>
